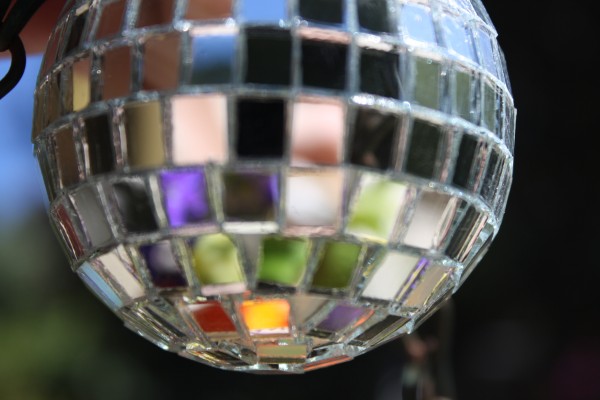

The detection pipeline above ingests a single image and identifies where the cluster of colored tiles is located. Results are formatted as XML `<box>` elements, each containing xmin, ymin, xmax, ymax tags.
<box><xmin>32</xmin><ymin>0</ymin><xmax>514</xmax><ymax>372</ymax></box>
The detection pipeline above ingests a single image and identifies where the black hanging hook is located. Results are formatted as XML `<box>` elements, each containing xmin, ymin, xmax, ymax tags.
<box><xmin>0</xmin><ymin>0</ymin><xmax>47</xmax><ymax>99</ymax></box>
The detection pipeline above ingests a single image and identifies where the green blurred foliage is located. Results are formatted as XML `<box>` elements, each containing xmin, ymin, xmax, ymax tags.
<box><xmin>0</xmin><ymin>213</ymin><xmax>160</xmax><ymax>400</ymax></box>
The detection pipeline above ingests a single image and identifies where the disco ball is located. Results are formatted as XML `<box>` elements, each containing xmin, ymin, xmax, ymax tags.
<box><xmin>32</xmin><ymin>0</ymin><xmax>515</xmax><ymax>373</ymax></box>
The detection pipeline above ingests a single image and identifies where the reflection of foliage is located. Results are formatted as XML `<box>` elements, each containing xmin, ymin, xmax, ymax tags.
<box><xmin>0</xmin><ymin>212</ymin><xmax>159</xmax><ymax>400</ymax></box>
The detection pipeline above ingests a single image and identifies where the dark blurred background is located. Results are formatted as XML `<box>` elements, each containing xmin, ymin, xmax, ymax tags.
<box><xmin>1</xmin><ymin>0</ymin><xmax>597</xmax><ymax>399</ymax></box>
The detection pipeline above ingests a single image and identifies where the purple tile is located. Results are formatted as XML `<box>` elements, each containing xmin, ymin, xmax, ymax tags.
<box><xmin>317</xmin><ymin>304</ymin><xmax>368</xmax><ymax>332</ymax></box>
<box><xmin>223</xmin><ymin>171</ymin><xmax>278</xmax><ymax>221</ymax></box>
<box><xmin>160</xmin><ymin>170</ymin><xmax>211</xmax><ymax>227</ymax></box>
<box><xmin>140</xmin><ymin>242</ymin><xmax>187</xmax><ymax>288</ymax></box>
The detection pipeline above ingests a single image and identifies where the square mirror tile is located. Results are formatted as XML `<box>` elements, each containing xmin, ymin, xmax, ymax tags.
<box><xmin>291</xmin><ymin>98</ymin><xmax>344</xmax><ymax>165</ymax></box>
<box><xmin>112</xmin><ymin>177</ymin><xmax>159</xmax><ymax>233</ymax></box>
<box><xmin>244</xmin><ymin>28</ymin><xmax>292</xmax><ymax>86</ymax></box>
<box><xmin>171</xmin><ymin>94</ymin><xmax>228</xmax><ymax>165</ymax></box>
<box><xmin>236</xmin><ymin>98</ymin><xmax>286</xmax><ymax>159</ymax></box>
<box><xmin>124</xmin><ymin>101</ymin><xmax>166</xmax><ymax>168</ymax></box>
<box><xmin>223</xmin><ymin>171</ymin><xmax>278</xmax><ymax>222</ymax></box>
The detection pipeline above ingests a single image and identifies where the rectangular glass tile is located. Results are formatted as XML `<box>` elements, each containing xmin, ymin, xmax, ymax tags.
<box><xmin>124</xmin><ymin>101</ymin><xmax>166</xmax><ymax>168</ymax></box>
<box><xmin>301</xmin><ymin>40</ymin><xmax>347</xmax><ymax>91</ymax></box>
<box><xmin>54</xmin><ymin>126</ymin><xmax>81</xmax><ymax>188</ymax></box>
<box><xmin>403</xmin><ymin>192</ymin><xmax>457</xmax><ymax>250</ymax></box>
<box><xmin>236</xmin><ymin>98</ymin><xmax>286</xmax><ymax>158</ymax></box>
<box><xmin>413</xmin><ymin>57</ymin><xmax>442</xmax><ymax>110</ymax></box>
<box><xmin>79</xmin><ymin>262</ymin><xmax>122</xmax><ymax>309</ymax></box>
<box><xmin>160</xmin><ymin>170</ymin><xmax>211</xmax><ymax>227</ymax></box>
<box><xmin>45</xmin><ymin>73</ymin><xmax>61</xmax><ymax>126</ymax></box>
<box><xmin>403</xmin><ymin>263</ymin><xmax>450</xmax><ymax>309</ymax></box>
<box><xmin>140</xmin><ymin>241</ymin><xmax>187</xmax><ymax>288</ymax></box>
<box><xmin>112</xmin><ymin>178</ymin><xmax>158</xmax><ymax>233</ymax></box>
<box><xmin>445</xmin><ymin>206</ymin><xmax>487</xmax><ymax>262</ymax></box>
<box><xmin>347</xmin><ymin>175</ymin><xmax>408</xmax><ymax>242</ymax></box>
<box><xmin>143</xmin><ymin>33</ymin><xmax>181</xmax><ymax>91</ymax></box>
<box><xmin>291</xmin><ymin>98</ymin><xmax>344</xmax><ymax>165</ymax></box>
<box><xmin>42</xmin><ymin>29</ymin><xmax>61</xmax><ymax>75</ymax></box>
<box><xmin>136</xmin><ymin>0</ymin><xmax>175</xmax><ymax>28</ymax></box>
<box><xmin>258</xmin><ymin>237</ymin><xmax>310</xmax><ymax>286</ymax></box>
<box><xmin>258</xmin><ymin>342</ymin><xmax>307</xmax><ymax>364</ymax></box>
<box><xmin>453</xmin><ymin>69</ymin><xmax>476</xmax><ymax>122</ymax></box>
<box><xmin>311</xmin><ymin>241</ymin><xmax>361</xmax><ymax>290</ymax></box>
<box><xmin>64</xmin><ymin>9</ymin><xmax>88</xmax><ymax>55</ymax></box>
<box><xmin>188</xmin><ymin>302</ymin><xmax>237</xmax><ymax>334</ymax></box>
<box><xmin>73</xmin><ymin>55</ymin><xmax>91</xmax><ymax>112</ymax></box>
<box><xmin>241</xmin><ymin>299</ymin><xmax>290</xmax><ymax>335</ymax></box>
<box><xmin>102</xmin><ymin>46</ymin><xmax>132</xmax><ymax>100</ymax></box>
<box><xmin>37</xmin><ymin>146</ymin><xmax>57</xmax><ymax>201</ymax></box>
<box><xmin>98</xmin><ymin>246</ymin><xmax>145</xmax><ymax>300</ymax></box>
<box><xmin>244</xmin><ymin>28</ymin><xmax>292</xmax><ymax>86</ymax></box>
<box><xmin>362</xmin><ymin>253</ymin><xmax>420</xmax><ymax>301</ymax></box>
<box><xmin>289</xmin><ymin>295</ymin><xmax>327</xmax><ymax>324</ymax></box>
<box><xmin>476</xmin><ymin>28</ymin><xmax>499</xmax><ymax>78</ymax></box>
<box><xmin>52</xmin><ymin>202</ymin><xmax>87</xmax><ymax>259</ymax></box>
<box><xmin>190</xmin><ymin>34</ymin><xmax>236</xmax><ymax>85</ymax></box>
<box><xmin>299</xmin><ymin>0</ymin><xmax>344</xmax><ymax>25</ymax></box>
<box><xmin>351</xmin><ymin>316</ymin><xmax>407</xmax><ymax>344</ymax></box>
<box><xmin>171</xmin><ymin>94</ymin><xmax>228</xmax><ymax>165</ymax></box>
<box><xmin>223</xmin><ymin>171</ymin><xmax>278</xmax><ymax>222</ymax></box>
<box><xmin>405</xmin><ymin>119</ymin><xmax>443</xmax><ymax>179</ymax></box>
<box><xmin>357</xmin><ymin>0</ymin><xmax>392</xmax><ymax>33</ymax></box>
<box><xmin>359</xmin><ymin>49</ymin><xmax>401</xmax><ymax>99</ymax></box>
<box><xmin>84</xmin><ymin>113</ymin><xmax>115</xmax><ymax>175</ymax></box>
<box><xmin>61</xmin><ymin>65</ymin><xmax>74</xmax><ymax>116</ymax></box>
<box><xmin>96</xmin><ymin>0</ymin><xmax>126</xmax><ymax>39</ymax></box>
<box><xmin>186</xmin><ymin>0</ymin><xmax>233</xmax><ymax>20</ymax></box>
<box><xmin>316</xmin><ymin>304</ymin><xmax>370</xmax><ymax>333</ymax></box>
<box><xmin>482</xmin><ymin>82</ymin><xmax>498</xmax><ymax>131</ymax></box>
<box><xmin>239</xmin><ymin>0</ymin><xmax>288</xmax><ymax>23</ymax></box>
<box><xmin>350</xmin><ymin>107</ymin><xmax>401</xmax><ymax>170</ymax></box>
<box><xmin>191</xmin><ymin>234</ymin><xmax>245</xmax><ymax>286</ymax></box>
<box><xmin>453</xmin><ymin>134</ymin><xmax>479</xmax><ymax>189</ymax></box>
<box><xmin>32</xmin><ymin>86</ymin><xmax>45</xmax><ymax>138</ymax></box>
<box><xmin>286</xmin><ymin>169</ymin><xmax>343</xmax><ymax>232</ymax></box>
<box><xmin>480</xmin><ymin>149</ymin><xmax>502</xmax><ymax>203</ymax></box>
<box><xmin>441</xmin><ymin>15</ymin><xmax>476</xmax><ymax>62</ymax></box>
<box><xmin>401</xmin><ymin>4</ymin><xmax>436</xmax><ymax>45</ymax></box>
<box><xmin>71</xmin><ymin>186</ymin><xmax>113</xmax><ymax>247</ymax></box>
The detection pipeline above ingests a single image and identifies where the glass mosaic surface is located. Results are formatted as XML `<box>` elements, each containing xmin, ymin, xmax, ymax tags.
<box><xmin>32</xmin><ymin>0</ymin><xmax>515</xmax><ymax>373</ymax></box>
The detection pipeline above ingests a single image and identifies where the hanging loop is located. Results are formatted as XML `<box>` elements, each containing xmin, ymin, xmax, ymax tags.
<box><xmin>0</xmin><ymin>0</ymin><xmax>47</xmax><ymax>99</ymax></box>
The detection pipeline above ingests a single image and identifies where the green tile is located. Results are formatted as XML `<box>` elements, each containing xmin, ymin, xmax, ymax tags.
<box><xmin>347</xmin><ymin>178</ymin><xmax>406</xmax><ymax>241</ymax></box>
<box><xmin>311</xmin><ymin>242</ymin><xmax>361</xmax><ymax>289</ymax></box>
<box><xmin>259</xmin><ymin>237</ymin><xmax>309</xmax><ymax>286</ymax></box>
<box><xmin>192</xmin><ymin>234</ymin><xmax>244</xmax><ymax>284</ymax></box>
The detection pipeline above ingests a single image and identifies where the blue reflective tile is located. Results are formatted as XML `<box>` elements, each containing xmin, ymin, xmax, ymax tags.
<box><xmin>476</xmin><ymin>29</ymin><xmax>499</xmax><ymax>78</ymax></box>
<box><xmin>239</xmin><ymin>0</ymin><xmax>288</xmax><ymax>23</ymax></box>
<box><xmin>441</xmin><ymin>16</ymin><xmax>477</xmax><ymax>62</ymax></box>
<box><xmin>79</xmin><ymin>262</ymin><xmax>122</xmax><ymax>309</ymax></box>
<box><xmin>191</xmin><ymin>35</ymin><xmax>236</xmax><ymax>84</ymax></box>
<box><xmin>401</xmin><ymin>4</ymin><xmax>437</xmax><ymax>45</ymax></box>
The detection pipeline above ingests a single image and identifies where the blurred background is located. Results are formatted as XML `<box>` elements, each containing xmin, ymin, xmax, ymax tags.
<box><xmin>1</xmin><ymin>0</ymin><xmax>598</xmax><ymax>399</ymax></box>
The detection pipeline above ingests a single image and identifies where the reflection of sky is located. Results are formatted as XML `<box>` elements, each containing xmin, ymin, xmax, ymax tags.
<box><xmin>0</xmin><ymin>55</ymin><xmax>45</xmax><ymax>227</ymax></box>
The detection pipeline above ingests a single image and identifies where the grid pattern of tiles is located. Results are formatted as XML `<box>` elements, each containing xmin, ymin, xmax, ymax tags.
<box><xmin>32</xmin><ymin>0</ymin><xmax>515</xmax><ymax>373</ymax></box>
